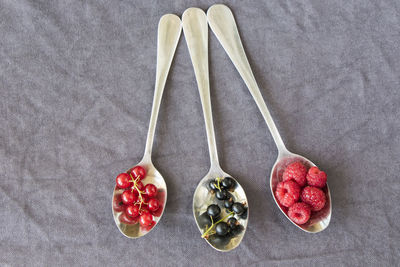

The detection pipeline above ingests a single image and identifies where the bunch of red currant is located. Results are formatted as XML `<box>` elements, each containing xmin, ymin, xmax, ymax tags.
<box><xmin>113</xmin><ymin>166</ymin><xmax>162</xmax><ymax>230</ymax></box>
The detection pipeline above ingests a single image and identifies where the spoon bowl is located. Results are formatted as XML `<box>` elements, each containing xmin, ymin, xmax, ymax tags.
<box><xmin>270</xmin><ymin>151</ymin><xmax>331</xmax><ymax>233</ymax></box>
<box><xmin>193</xmin><ymin>167</ymin><xmax>248</xmax><ymax>251</ymax></box>
<box><xmin>112</xmin><ymin>158</ymin><xmax>167</xmax><ymax>238</ymax></box>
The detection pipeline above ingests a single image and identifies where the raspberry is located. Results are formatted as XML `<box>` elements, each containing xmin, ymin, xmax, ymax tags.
<box><xmin>301</xmin><ymin>186</ymin><xmax>326</xmax><ymax>211</ymax></box>
<box><xmin>275</xmin><ymin>180</ymin><xmax>301</xmax><ymax>207</ymax></box>
<box><xmin>306</xmin><ymin>166</ymin><xmax>327</xmax><ymax>188</ymax></box>
<box><xmin>282</xmin><ymin>162</ymin><xmax>308</xmax><ymax>187</ymax></box>
<box><xmin>288</xmin><ymin>202</ymin><xmax>311</xmax><ymax>225</ymax></box>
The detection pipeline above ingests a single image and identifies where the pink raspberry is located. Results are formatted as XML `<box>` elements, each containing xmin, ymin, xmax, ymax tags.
<box><xmin>306</xmin><ymin>166</ymin><xmax>327</xmax><ymax>188</ymax></box>
<box><xmin>301</xmin><ymin>186</ymin><xmax>326</xmax><ymax>211</ymax></box>
<box><xmin>288</xmin><ymin>202</ymin><xmax>311</xmax><ymax>225</ymax></box>
<box><xmin>275</xmin><ymin>180</ymin><xmax>301</xmax><ymax>207</ymax></box>
<box><xmin>282</xmin><ymin>162</ymin><xmax>307</xmax><ymax>187</ymax></box>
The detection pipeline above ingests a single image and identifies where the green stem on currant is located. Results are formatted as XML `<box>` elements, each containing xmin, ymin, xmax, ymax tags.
<box><xmin>201</xmin><ymin>211</ymin><xmax>234</xmax><ymax>238</ymax></box>
<box><xmin>215</xmin><ymin>177</ymin><xmax>222</xmax><ymax>191</ymax></box>
<box><xmin>129</xmin><ymin>174</ymin><xmax>147</xmax><ymax>209</ymax></box>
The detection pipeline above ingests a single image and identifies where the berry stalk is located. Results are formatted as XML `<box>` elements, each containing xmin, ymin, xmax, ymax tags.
<box><xmin>201</xmin><ymin>211</ymin><xmax>234</xmax><ymax>238</ymax></box>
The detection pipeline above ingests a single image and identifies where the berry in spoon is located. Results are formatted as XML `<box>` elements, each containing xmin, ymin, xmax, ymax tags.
<box><xmin>301</xmin><ymin>186</ymin><xmax>326</xmax><ymax>211</ymax></box>
<box><xmin>130</xmin><ymin>166</ymin><xmax>146</xmax><ymax>180</ymax></box>
<box><xmin>208</xmin><ymin>180</ymin><xmax>217</xmax><ymax>191</ymax></box>
<box><xmin>144</xmin><ymin>184</ymin><xmax>158</xmax><ymax>198</ymax></box>
<box><xmin>227</xmin><ymin>217</ymin><xmax>238</xmax><ymax>228</ymax></box>
<box><xmin>139</xmin><ymin>213</ymin><xmax>154</xmax><ymax>227</ymax></box>
<box><xmin>215</xmin><ymin>222</ymin><xmax>229</xmax><ymax>236</ymax></box>
<box><xmin>275</xmin><ymin>180</ymin><xmax>301</xmax><ymax>207</ymax></box>
<box><xmin>116</xmin><ymin>173</ymin><xmax>132</xmax><ymax>189</ymax></box>
<box><xmin>215</xmin><ymin>189</ymin><xmax>230</xmax><ymax>200</ymax></box>
<box><xmin>113</xmin><ymin>194</ymin><xmax>125</xmax><ymax>212</ymax></box>
<box><xmin>282</xmin><ymin>161</ymin><xmax>308</xmax><ymax>187</ymax></box>
<box><xmin>148</xmin><ymin>198</ymin><xmax>160</xmax><ymax>212</ymax></box>
<box><xmin>198</xmin><ymin>212</ymin><xmax>212</xmax><ymax>229</ymax></box>
<box><xmin>231</xmin><ymin>224</ymin><xmax>244</xmax><ymax>236</ymax></box>
<box><xmin>288</xmin><ymin>202</ymin><xmax>311</xmax><ymax>225</ymax></box>
<box><xmin>207</xmin><ymin>204</ymin><xmax>221</xmax><ymax>219</ymax></box>
<box><xmin>126</xmin><ymin>205</ymin><xmax>140</xmax><ymax>218</ymax></box>
<box><xmin>232</xmin><ymin>203</ymin><xmax>245</xmax><ymax>215</ymax></box>
<box><xmin>306</xmin><ymin>166</ymin><xmax>327</xmax><ymax>188</ymax></box>
<box><xmin>121</xmin><ymin>190</ymin><xmax>138</xmax><ymax>205</ymax></box>
<box><xmin>224</xmin><ymin>198</ymin><xmax>234</xmax><ymax>211</ymax></box>
<box><xmin>221</xmin><ymin>177</ymin><xmax>235</xmax><ymax>190</ymax></box>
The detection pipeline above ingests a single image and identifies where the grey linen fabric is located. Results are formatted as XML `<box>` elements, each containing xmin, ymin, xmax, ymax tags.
<box><xmin>1</xmin><ymin>0</ymin><xmax>399</xmax><ymax>266</ymax></box>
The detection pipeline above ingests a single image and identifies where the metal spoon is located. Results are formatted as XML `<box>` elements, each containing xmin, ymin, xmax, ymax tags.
<box><xmin>112</xmin><ymin>14</ymin><xmax>182</xmax><ymax>238</ymax></box>
<box><xmin>207</xmin><ymin>4</ymin><xmax>331</xmax><ymax>233</ymax></box>
<box><xmin>182</xmin><ymin>8</ymin><xmax>248</xmax><ymax>251</ymax></box>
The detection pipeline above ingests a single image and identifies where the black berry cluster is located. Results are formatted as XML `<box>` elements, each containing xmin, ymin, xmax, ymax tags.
<box><xmin>199</xmin><ymin>177</ymin><xmax>247</xmax><ymax>246</ymax></box>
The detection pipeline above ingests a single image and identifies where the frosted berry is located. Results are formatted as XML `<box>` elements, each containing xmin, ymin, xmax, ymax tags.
<box><xmin>282</xmin><ymin>162</ymin><xmax>308</xmax><ymax>187</ymax></box>
<box><xmin>275</xmin><ymin>180</ymin><xmax>301</xmax><ymax>207</ymax></box>
<box><xmin>301</xmin><ymin>186</ymin><xmax>326</xmax><ymax>211</ymax></box>
<box><xmin>306</xmin><ymin>166</ymin><xmax>327</xmax><ymax>188</ymax></box>
<box><xmin>288</xmin><ymin>202</ymin><xmax>311</xmax><ymax>225</ymax></box>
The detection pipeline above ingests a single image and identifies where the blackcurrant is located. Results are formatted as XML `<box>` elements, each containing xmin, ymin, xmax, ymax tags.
<box><xmin>208</xmin><ymin>234</ymin><xmax>231</xmax><ymax>247</ymax></box>
<box><xmin>239</xmin><ymin>208</ymin><xmax>248</xmax><ymax>219</ymax></box>
<box><xmin>221</xmin><ymin>177</ymin><xmax>235</xmax><ymax>190</ymax></box>
<box><xmin>224</xmin><ymin>198</ymin><xmax>234</xmax><ymax>210</ymax></box>
<box><xmin>215</xmin><ymin>222</ymin><xmax>229</xmax><ymax>236</ymax></box>
<box><xmin>198</xmin><ymin>212</ymin><xmax>212</xmax><ymax>229</ymax></box>
<box><xmin>227</xmin><ymin>217</ymin><xmax>237</xmax><ymax>228</ymax></box>
<box><xmin>207</xmin><ymin>204</ymin><xmax>221</xmax><ymax>218</ymax></box>
<box><xmin>216</xmin><ymin>189</ymin><xmax>230</xmax><ymax>200</ymax></box>
<box><xmin>208</xmin><ymin>180</ymin><xmax>217</xmax><ymax>191</ymax></box>
<box><xmin>232</xmin><ymin>202</ymin><xmax>245</xmax><ymax>215</ymax></box>
<box><xmin>231</xmin><ymin>224</ymin><xmax>244</xmax><ymax>236</ymax></box>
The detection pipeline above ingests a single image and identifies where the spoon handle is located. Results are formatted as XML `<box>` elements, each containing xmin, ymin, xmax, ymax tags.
<box><xmin>207</xmin><ymin>4</ymin><xmax>287</xmax><ymax>153</ymax></box>
<box><xmin>182</xmin><ymin>8</ymin><xmax>220</xmax><ymax>168</ymax></box>
<box><xmin>144</xmin><ymin>14</ymin><xmax>182</xmax><ymax>159</ymax></box>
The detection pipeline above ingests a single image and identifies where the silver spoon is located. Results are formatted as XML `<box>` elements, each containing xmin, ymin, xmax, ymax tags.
<box><xmin>112</xmin><ymin>14</ymin><xmax>182</xmax><ymax>238</ymax></box>
<box><xmin>207</xmin><ymin>4</ymin><xmax>331</xmax><ymax>233</ymax></box>
<box><xmin>182</xmin><ymin>8</ymin><xmax>248</xmax><ymax>251</ymax></box>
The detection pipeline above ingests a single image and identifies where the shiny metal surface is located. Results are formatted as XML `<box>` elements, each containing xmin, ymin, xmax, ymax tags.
<box><xmin>207</xmin><ymin>4</ymin><xmax>331</xmax><ymax>233</ymax></box>
<box><xmin>182</xmin><ymin>8</ymin><xmax>248</xmax><ymax>251</ymax></box>
<box><xmin>112</xmin><ymin>14</ymin><xmax>182</xmax><ymax>238</ymax></box>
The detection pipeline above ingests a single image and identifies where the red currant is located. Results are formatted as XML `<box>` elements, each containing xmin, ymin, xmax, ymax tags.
<box><xmin>121</xmin><ymin>190</ymin><xmax>138</xmax><ymax>205</ymax></box>
<box><xmin>144</xmin><ymin>184</ymin><xmax>157</xmax><ymax>198</ymax></box>
<box><xmin>141</xmin><ymin>220</ymin><xmax>155</xmax><ymax>231</ymax></box>
<box><xmin>119</xmin><ymin>211</ymin><xmax>138</xmax><ymax>224</ymax></box>
<box><xmin>139</xmin><ymin>213</ymin><xmax>154</xmax><ymax>226</ymax></box>
<box><xmin>141</xmin><ymin>194</ymin><xmax>150</xmax><ymax>203</ymax></box>
<box><xmin>151</xmin><ymin>203</ymin><xmax>163</xmax><ymax>217</ymax></box>
<box><xmin>136</xmin><ymin>181</ymin><xmax>144</xmax><ymax>191</ymax></box>
<box><xmin>116</xmin><ymin>173</ymin><xmax>132</xmax><ymax>189</ymax></box>
<box><xmin>140</xmin><ymin>204</ymin><xmax>150</xmax><ymax>215</ymax></box>
<box><xmin>126</xmin><ymin>205</ymin><xmax>140</xmax><ymax>218</ymax></box>
<box><xmin>112</xmin><ymin>194</ymin><xmax>125</xmax><ymax>212</ymax></box>
<box><xmin>148</xmin><ymin>198</ymin><xmax>160</xmax><ymax>212</ymax></box>
<box><xmin>130</xmin><ymin>166</ymin><xmax>146</xmax><ymax>180</ymax></box>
